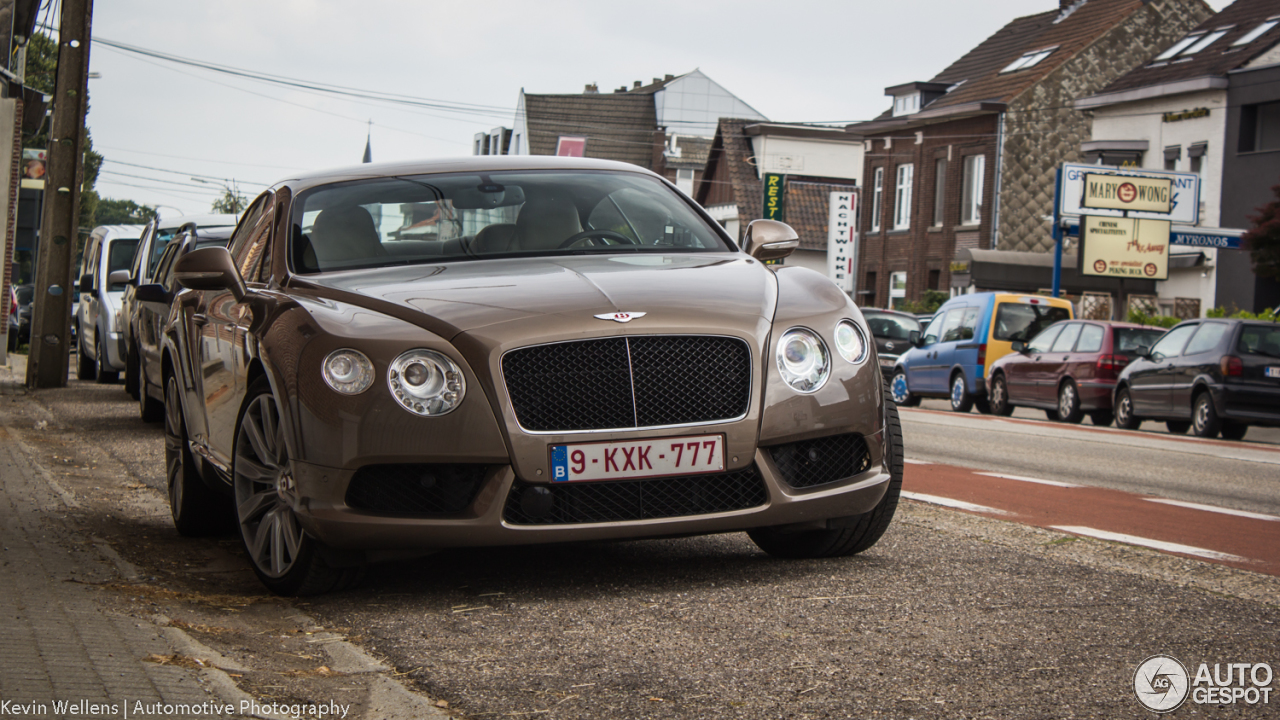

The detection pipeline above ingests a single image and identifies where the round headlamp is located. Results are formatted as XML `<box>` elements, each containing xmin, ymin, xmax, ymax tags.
<box><xmin>834</xmin><ymin>320</ymin><xmax>869</xmax><ymax>364</ymax></box>
<box><xmin>322</xmin><ymin>349</ymin><xmax>374</xmax><ymax>394</ymax></box>
<box><xmin>776</xmin><ymin>327</ymin><xmax>830</xmax><ymax>394</ymax></box>
<box><xmin>388</xmin><ymin>349</ymin><xmax>465</xmax><ymax>416</ymax></box>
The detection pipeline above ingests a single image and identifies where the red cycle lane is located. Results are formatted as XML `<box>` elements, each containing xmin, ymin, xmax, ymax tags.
<box><xmin>901</xmin><ymin>460</ymin><xmax>1280</xmax><ymax>577</ymax></box>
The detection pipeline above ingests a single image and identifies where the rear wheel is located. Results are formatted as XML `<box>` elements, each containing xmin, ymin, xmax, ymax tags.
<box><xmin>988</xmin><ymin>374</ymin><xmax>1014</xmax><ymax>416</ymax></box>
<box><xmin>1191</xmin><ymin>392</ymin><xmax>1220</xmax><ymax>438</ymax></box>
<box><xmin>1057</xmin><ymin>381</ymin><xmax>1083</xmax><ymax>424</ymax></box>
<box><xmin>124</xmin><ymin>342</ymin><xmax>140</xmax><ymax>399</ymax></box>
<box><xmin>76</xmin><ymin>337</ymin><xmax>96</xmax><ymax>380</ymax></box>
<box><xmin>749</xmin><ymin>387</ymin><xmax>903</xmax><ymax>559</ymax></box>
<box><xmin>95</xmin><ymin>336</ymin><xmax>118</xmax><ymax>384</ymax></box>
<box><xmin>1221</xmin><ymin>422</ymin><xmax>1248</xmax><ymax>441</ymax></box>
<box><xmin>1090</xmin><ymin>411</ymin><xmax>1114</xmax><ymax>427</ymax></box>
<box><xmin>890</xmin><ymin>369</ymin><xmax>919</xmax><ymax>407</ymax></box>
<box><xmin>235</xmin><ymin>376</ymin><xmax>361</xmax><ymax>596</ymax></box>
<box><xmin>139</xmin><ymin>373</ymin><xmax>164</xmax><ymax>423</ymax></box>
<box><xmin>1114</xmin><ymin>388</ymin><xmax>1141</xmax><ymax>430</ymax></box>
<box><xmin>949</xmin><ymin>373</ymin><xmax>974</xmax><ymax>413</ymax></box>
<box><xmin>165</xmin><ymin>373</ymin><xmax>228</xmax><ymax>536</ymax></box>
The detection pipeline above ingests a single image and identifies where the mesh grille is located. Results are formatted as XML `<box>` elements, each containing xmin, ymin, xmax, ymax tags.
<box><xmin>345</xmin><ymin>464</ymin><xmax>488</xmax><ymax>515</ymax></box>
<box><xmin>503</xmin><ymin>466</ymin><xmax>768</xmax><ymax>525</ymax></box>
<box><xmin>503</xmin><ymin>336</ymin><xmax>751</xmax><ymax>432</ymax></box>
<box><xmin>767</xmin><ymin>433</ymin><xmax>871</xmax><ymax>489</ymax></box>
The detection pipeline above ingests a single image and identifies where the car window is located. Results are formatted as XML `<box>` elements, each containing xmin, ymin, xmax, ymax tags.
<box><xmin>1238</xmin><ymin>324</ymin><xmax>1280</xmax><ymax>358</ymax></box>
<box><xmin>863</xmin><ymin>312</ymin><xmax>921</xmax><ymax>341</ymax></box>
<box><xmin>1076</xmin><ymin>324</ymin><xmax>1105</xmax><ymax>353</ymax></box>
<box><xmin>290</xmin><ymin>170</ymin><xmax>730</xmax><ymax>274</ymax></box>
<box><xmin>993</xmin><ymin>302</ymin><xmax>1071</xmax><ymax>342</ymax></box>
<box><xmin>153</xmin><ymin>240</ymin><xmax>183</xmax><ymax>291</ymax></box>
<box><xmin>1050</xmin><ymin>323</ymin><xmax>1082</xmax><ymax>352</ymax></box>
<box><xmin>1115</xmin><ymin>327</ymin><xmax>1165</xmax><ymax>354</ymax></box>
<box><xmin>106</xmin><ymin>239</ymin><xmax>140</xmax><ymax>290</ymax></box>
<box><xmin>229</xmin><ymin>196</ymin><xmax>274</xmax><ymax>283</ymax></box>
<box><xmin>959</xmin><ymin>307</ymin><xmax>980</xmax><ymax>341</ymax></box>
<box><xmin>1027</xmin><ymin>324</ymin><xmax>1063</xmax><ymax>353</ymax></box>
<box><xmin>939</xmin><ymin>309</ymin><xmax>967</xmax><ymax>343</ymax></box>
<box><xmin>1184</xmin><ymin>322</ymin><xmax>1229</xmax><ymax>355</ymax></box>
<box><xmin>922</xmin><ymin>313</ymin><xmax>945</xmax><ymax>345</ymax></box>
<box><xmin>1149</xmin><ymin>324</ymin><xmax>1198</xmax><ymax>360</ymax></box>
<box><xmin>228</xmin><ymin>196</ymin><xmax>271</xmax><ymax>276</ymax></box>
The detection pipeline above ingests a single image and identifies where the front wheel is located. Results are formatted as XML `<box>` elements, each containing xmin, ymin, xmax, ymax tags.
<box><xmin>1114</xmin><ymin>388</ymin><xmax>1141</xmax><ymax>430</ymax></box>
<box><xmin>1057</xmin><ymin>381</ymin><xmax>1083</xmax><ymax>424</ymax></box>
<box><xmin>234</xmin><ymin>377</ymin><xmax>361</xmax><ymax>596</ymax></box>
<box><xmin>949</xmin><ymin>373</ymin><xmax>974</xmax><ymax>413</ymax></box>
<box><xmin>95</xmin><ymin>336</ymin><xmax>118</xmax><ymax>384</ymax></box>
<box><xmin>124</xmin><ymin>342</ymin><xmax>140</xmax><ymax>399</ymax></box>
<box><xmin>988</xmin><ymin>374</ymin><xmax>1014</xmax><ymax>416</ymax></box>
<box><xmin>166</xmin><ymin>373</ymin><xmax>229</xmax><ymax>536</ymax></box>
<box><xmin>749</xmin><ymin>386</ymin><xmax>903</xmax><ymax>559</ymax></box>
<box><xmin>890</xmin><ymin>369</ymin><xmax>919</xmax><ymax>407</ymax></box>
<box><xmin>1192</xmin><ymin>392</ymin><xmax>1221</xmax><ymax>438</ymax></box>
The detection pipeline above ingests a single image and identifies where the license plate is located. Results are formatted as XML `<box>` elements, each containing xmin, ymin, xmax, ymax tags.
<box><xmin>879</xmin><ymin>357</ymin><xmax>895</xmax><ymax>367</ymax></box>
<box><xmin>550</xmin><ymin>433</ymin><xmax>725</xmax><ymax>482</ymax></box>
<box><xmin>1267</xmin><ymin>366</ymin><xmax>1280</xmax><ymax>379</ymax></box>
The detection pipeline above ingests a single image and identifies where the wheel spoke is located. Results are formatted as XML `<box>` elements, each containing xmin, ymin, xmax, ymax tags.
<box><xmin>238</xmin><ymin>489</ymin><xmax>276</xmax><ymax>524</ymax></box>
<box><xmin>236</xmin><ymin>455</ymin><xmax>276</xmax><ymax>483</ymax></box>
<box><xmin>279</xmin><ymin>510</ymin><xmax>302</xmax><ymax>560</ymax></box>
<box><xmin>250</xmin><ymin>513</ymin><xmax>273</xmax><ymax>564</ymax></box>
<box><xmin>259</xmin><ymin>397</ymin><xmax>279</xmax><ymax>459</ymax></box>
<box><xmin>242</xmin><ymin>409</ymin><xmax>272</xmax><ymax>464</ymax></box>
<box><xmin>269</xmin><ymin>509</ymin><xmax>287</xmax><ymax>575</ymax></box>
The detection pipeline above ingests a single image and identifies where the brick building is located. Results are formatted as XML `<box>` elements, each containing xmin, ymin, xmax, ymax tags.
<box><xmin>850</xmin><ymin>0</ymin><xmax>1212</xmax><ymax>309</ymax></box>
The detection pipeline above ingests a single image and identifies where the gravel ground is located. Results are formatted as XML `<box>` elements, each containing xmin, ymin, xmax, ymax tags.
<box><xmin>7</xmin><ymin>369</ymin><xmax>1279</xmax><ymax>719</ymax></box>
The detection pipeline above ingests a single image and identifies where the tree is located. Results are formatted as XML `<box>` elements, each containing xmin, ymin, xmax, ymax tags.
<box><xmin>211</xmin><ymin>185</ymin><xmax>248</xmax><ymax>215</ymax></box>
<box><xmin>1244</xmin><ymin>180</ymin><xmax>1280</xmax><ymax>281</ymax></box>
<box><xmin>96</xmin><ymin>198</ymin><xmax>158</xmax><ymax>225</ymax></box>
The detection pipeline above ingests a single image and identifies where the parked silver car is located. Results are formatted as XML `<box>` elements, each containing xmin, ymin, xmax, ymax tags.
<box><xmin>76</xmin><ymin>225</ymin><xmax>143</xmax><ymax>382</ymax></box>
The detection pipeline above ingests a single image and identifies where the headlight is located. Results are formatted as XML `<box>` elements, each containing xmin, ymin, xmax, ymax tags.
<box><xmin>322</xmin><ymin>349</ymin><xmax>374</xmax><ymax>394</ymax></box>
<box><xmin>388</xmin><ymin>349</ymin><xmax>465</xmax><ymax>416</ymax></box>
<box><xmin>776</xmin><ymin>327</ymin><xmax>830</xmax><ymax>393</ymax></box>
<box><xmin>834</xmin><ymin>320</ymin><xmax>869</xmax><ymax>364</ymax></box>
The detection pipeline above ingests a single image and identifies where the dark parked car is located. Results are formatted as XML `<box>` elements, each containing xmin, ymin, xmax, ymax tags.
<box><xmin>1113</xmin><ymin>319</ymin><xmax>1280</xmax><ymax>440</ymax></box>
<box><xmin>7</xmin><ymin>284</ymin><xmax>33</xmax><ymax>351</ymax></box>
<box><xmin>161</xmin><ymin>157</ymin><xmax>900</xmax><ymax>595</ymax></box>
<box><xmin>132</xmin><ymin>225</ymin><xmax>234</xmax><ymax>422</ymax></box>
<box><xmin>987</xmin><ymin>320</ymin><xmax>1166</xmax><ymax>425</ymax></box>
<box><xmin>861</xmin><ymin>308</ymin><xmax>922</xmax><ymax>380</ymax></box>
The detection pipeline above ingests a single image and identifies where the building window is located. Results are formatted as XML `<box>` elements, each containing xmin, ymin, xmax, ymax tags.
<box><xmin>1154</xmin><ymin>27</ymin><xmax>1232</xmax><ymax>62</ymax></box>
<box><xmin>928</xmin><ymin>269</ymin><xmax>941</xmax><ymax>290</ymax></box>
<box><xmin>865</xmin><ymin>271</ymin><xmax>877</xmax><ymax>305</ymax></box>
<box><xmin>675</xmin><ymin>168</ymin><xmax>695</xmax><ymax>195</ymax></box>
<box><xmin>1240</xmin><ymin>102</ymin><xmax>1280</xmax><ymax>152</ymax></box>
<box><xmin>893</xmin><ymin>93</ymin><xmax>920</xmax><ymax>117</ymax></box>
<box><xmin>1001</xmin><ymin>47</ymin><xmax>1057</xmax><ymax>73</ymax></box>
<box><xmin>1164</xmin><ymin>146</ymin><xmax>1181</xmax><ymax>171</ymax></box>
<box><xmin>870</xmin><ymin>167</ymin><xmax>884</xmax><ymax>232</ymax></box>
<box><xmin>893</xmin><ymin>164</ymin><xmax>913</xmax><ymax>230</ymax></box>
<box><xmin>961</xmin><ymin>155</ymin><xmax>984</xmax><ymax>225</ymax></box>
<box><xmin>1234</xmin><ymin>18</ymin><xmax>1279</xmax><ymax>47</ymax></box>
<box><xmin>1188</xmin><ymin>142</ymin><xmax>1206</xmax><ymax>174</ymax></box>
<box><xmin>889</xmin><ymin>272</ymin><xmax>907</xmax><ymax>310</ymax></box>
<box><xmin>932</xmin><ymin>158</ymin><xmax>946</xmax><ymax>227</ymax></box>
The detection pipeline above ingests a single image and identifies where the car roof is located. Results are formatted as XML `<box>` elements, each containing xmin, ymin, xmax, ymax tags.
<box><xmin>156</xmin><ymin>213</ymin><xmax>239</xmax><ymax>230</ymax></box>
<box><xmin>268</xmin><ymin>156</ymin><xmax>663</xmax><ymax>194</ymax></box>
<box><xmin>89</xmin><ymin>224</ymin><xmax>144</xmax><ymax>240</ymax></box>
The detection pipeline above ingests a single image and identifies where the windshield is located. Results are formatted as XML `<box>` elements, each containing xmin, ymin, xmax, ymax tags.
<box><xmin>992</xmin><ymin>302</ymin><xmax>1070</xmax><ymax>342</ymax></box>
<box><xmin>863</xmin><ymin>312</ymin><xmax>921</xmax><ymax>340</ymax></box>
<box><xmin>290</xmin><ymin>170</ymin><xmax>730</xmax><ymax>273</ymax></box>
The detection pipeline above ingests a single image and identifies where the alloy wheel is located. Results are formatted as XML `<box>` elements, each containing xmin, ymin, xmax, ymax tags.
<box><xmin>234</xmin><ymin>392</ymin><xmax>304</xmax><ymax>579</ymax></box>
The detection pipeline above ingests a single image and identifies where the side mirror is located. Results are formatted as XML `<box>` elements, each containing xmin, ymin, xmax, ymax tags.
<box><xmin>742</xmin><ymin>219</ymin><xmax>799</xmax><ymax>263</ymax></box>
<box><xmin>78</xmin><ymin>274</ymin><xmax>94</xmax><ymax>293</ymax></box>
<box><xmin>1011</xmin><ymin>340</ymin><xmax>1028</xmax><ymax>353</ymax></box>
<box><xmin>134</xmin><ymin>283</ymin><xmax>168</xmax><ymax>304</ymax></box>
<box><xmin>1136</xmin><ymin>344</ymin><xmax>1152</xmax><ymax>360</ymax></box>
<box><xmin>174</xmin><ymin>246</ymin><xmax>247</xmax><ymax>301</ymax></box>
<box><xmin>108</xmin><ymin>269</ymin><xmax>132</xmax><ymax>287</ymax></box>
<box><xmin>908</xmin><ymin>330</ymin><xmax>922</xmax><ymax>347</ymax></box>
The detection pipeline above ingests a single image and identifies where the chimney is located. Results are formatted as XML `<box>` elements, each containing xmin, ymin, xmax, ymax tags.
<box><xmin>615</xmin><ymin>86</ymin><xmax>627</xmax><ymax>93</ymax></box>
<box><xmin>633</xmin><ymin>80</ymin><xmax>642</xmax><ymax>89</ymax></box>
<box><xmin>584</xmin><ymin>83</ymin><xmax>598</xmax><ymax>94</ymax></box>
<box><xmin>653</xmin><ymin>77</ymin><xmax>661</xmax><ymax>85</ymax></box>
<box><xmin>664</xmin><ymin>74</ymin><xmax>674</xmax><ymax>81</ymax></box>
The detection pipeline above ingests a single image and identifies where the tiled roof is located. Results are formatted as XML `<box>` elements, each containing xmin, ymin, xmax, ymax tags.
<box><xmin>929</xmin><ymin>0</ymin><xmax>1150</xmax><ymax>109</ymax></box>
<box><xmin>786</xmin><ymin>181</ymin><xmax>858</xmax><ymax>252</ymax></box>
<box><xmin>1095</xmin><ymin>0</ymin><xmax>1280</xmax><ymax>95</ymax></box>
<box><xmin>522</xmin><ymin>93</ymin><xmax>658</xmax><ymax>170</ymax></box>
<box><xmin>665</xmin><ymin>135</ymin><xmax>713</xmax><ymax>170</ymax></box>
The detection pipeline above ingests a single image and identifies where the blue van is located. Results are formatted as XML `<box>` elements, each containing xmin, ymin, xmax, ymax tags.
<box><xmin>889</xmin><ymin>292</ymin><xmax>1073</xmax><ymax>412</ymax></box>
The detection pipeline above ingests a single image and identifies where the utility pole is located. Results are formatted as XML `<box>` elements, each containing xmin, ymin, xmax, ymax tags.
<box><xmin>26</xmin><ymin>0</ymin><xmax>93</xmax><ymax>388</ymax></box>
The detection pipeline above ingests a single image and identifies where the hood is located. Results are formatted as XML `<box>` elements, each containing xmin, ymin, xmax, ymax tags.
<box><xmin>291</xmin><ymin>253</ymin><xmax>777</xmax><ymax>339</ymax></box>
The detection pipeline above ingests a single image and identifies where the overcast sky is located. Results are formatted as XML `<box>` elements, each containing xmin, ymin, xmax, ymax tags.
<box><xmin>78</xmin><ymin>0</ymin><xmax>1231</xmax><ymax>217</ymax></box>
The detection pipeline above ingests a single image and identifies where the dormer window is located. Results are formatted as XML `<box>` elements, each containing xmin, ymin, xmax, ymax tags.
<box><xmin>1154</xmin><ymin>27</ymin><xmax>1233</xmax><ymax>61</ymax></box>
<box><xmin>1000</xmin><ymin>47</ymin><xmax>1057</xmax><ymax>73</ymax></box>
<box><xmin>893</xmin><ymin>93</ymin><xmax>921</xmax><ymax>117</ymax></box>
<box><xmin>1233</xmin><ymin>18</ymin><xmax>1279</xmax><ymax>47</ymax></box>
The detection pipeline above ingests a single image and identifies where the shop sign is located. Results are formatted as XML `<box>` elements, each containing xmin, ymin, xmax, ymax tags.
<box><xmin>1059</xmin><ymin>163</ymin><xmax>1199</xmax><ymax>224</ymax></box>
<box><xmin>826</xmin><ymin>190</ymin><xmax>857</xmax><ymax>292</ymax></box>
<box><xmin>1080</xmin><ymin>215</ymin><xmax>1171</xmax><ymax>280</ymax></box>
<box><xmin>1082</xmin><ymin>173</ymin><xmax>1173</xmax><ymax>214</ymax></box>
<box><xmin>763</xmin><ymin>173</ymin><xmax>786</xmax><ymax>221</ymax></box>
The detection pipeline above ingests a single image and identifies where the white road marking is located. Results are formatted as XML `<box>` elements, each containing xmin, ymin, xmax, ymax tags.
<box><xmin>901</xmin><ymin>491</ymin><xmax>1010</xmax><ymax>515</ymax></box>
<box><xmin>975</xmin><ymin>472</ymin><xmax>1081</xmax><ymax>488</ymax></box>
<box><xmin>1144</xmin><ymin>498</ymin><xmax>1280</xmax><ymax>522</ymax></box>
<box><xmin>1050</xmin><ymin>526</ymin><xmax>1249</xmax><ymax>562</ymax></box>
<box><xmin>903</xmin><ymin>458</ymin><xmax>933</xmax><ymax>465</ymax></box>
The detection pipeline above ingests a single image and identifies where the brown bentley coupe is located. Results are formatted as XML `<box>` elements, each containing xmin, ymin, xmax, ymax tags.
<box><xmin>164</xmin><ymin>157</ymin><xmax>901</xmax><ymax>595</ymax></box>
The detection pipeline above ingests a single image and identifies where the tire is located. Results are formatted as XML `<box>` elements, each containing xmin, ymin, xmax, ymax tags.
<box><xmin>749</xmin><ymin>385</ymin><xmax>903</xmax><ymax>559</ymax></box>
<box><xmin>890</xmin><ymin>369</ymin><xmax>919</xmax><ymax>407</ymax></box>
<box><xmin>95</xmin><ymin>336</ymin><xmax>118</xmax><ymax>384</ymax></box>
<box><xmin>1114</xmin><ymin>388</ymin><xmax>1141</xmax><ymax>430</ymax></box>
<box><xmin>139</xmin><ymin>373</ymin><xmax>164</xmax><ymax>423</ymax></box>
<box><xmin>1221</xmin><ymin>422</ymin><xmax>1248</xmax><ymax>441</ymax></box>
<box><xmin>1057</xmin><ymin>381</ymin><xmax>1083</xmax><ymax>424</ymax></box>
<box><xmin>124</xmin><ymin>342</ymin><xmax>140</xmax><ymax>399</ymax></box>
<box><xmin>988</xmin><ymin>374</ymin><xmax>1014</xmax><ymax>416</ymax></box>
<box><xmin>235</xmin><ymin>376</ymin><xmax>359</xmax><ymax>596</ymax></box>
<box><xmin>1191</xmin><ymin>392</ymin><xmax>1221</xmax><ymax>438</ymax></box>
<box><xmin>949</xmin><ymin>373</ymin><xmax>974</xmax><ymax>413</ymax></box>
<box><xmin>76</xmin><ymin>337</ymin><xmax>96</xmax><ymax>380</ymax></box>
<box><xmin>1090</xmin><ymin>411</ymin><xmax>1114</xmax><ymax>427</ymax></box>
<box><xmin>1044</xmin><ymin>409</ymin><xmax>1059</xmax><ymax>421</ymax></box>
<box><xmin>165</xmin><ymin>373</ymin><xmax>229</xmax><ymax>536</ymax></box>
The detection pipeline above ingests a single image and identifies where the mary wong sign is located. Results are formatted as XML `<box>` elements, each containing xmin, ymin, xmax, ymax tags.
<box><xmin>1059</xmin><ymin>163</ymin><xmax>1199</xmax><ymax>224</ymax></box>
<box><xmin>1082</xmin><ymin>173</ymin><xmax>1173</xmax><ymax>214</ymax></box>
<box><xmin>1080</xmin><ymin>215</ymin><xmax>1171</xmax><ymax>280</ymax></box>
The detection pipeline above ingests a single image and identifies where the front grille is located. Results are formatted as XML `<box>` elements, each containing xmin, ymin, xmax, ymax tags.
<box><xmin>503</xmin><ymin>466</ymin><xmax>768</xmax><ymax>525</ymax></box>
<box><xmin>767</xmin><ymin>433</ymin><xmax>871</xmax><ymax>489</ymax></box>
<box><xmin>502</xmin><ymin>336</ymin><xmax>751</xmax><ymax>432</ymax></box>
<box><xmin>345</xmin><ymin>464</ymin><xmax>489</xmax><ymax>515</ymax></box>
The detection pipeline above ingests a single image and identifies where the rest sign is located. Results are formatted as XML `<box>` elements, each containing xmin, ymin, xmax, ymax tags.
<box><xmin>1082</xmin><ymin>173</ymin><xmax>1172</xmax><ymax>214</ymax></box>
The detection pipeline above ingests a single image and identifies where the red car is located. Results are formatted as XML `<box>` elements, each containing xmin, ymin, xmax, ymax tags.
<box><xmin>987</xmin><ymin>320</ymin><xmax>1166</xmax><ymax>425</ymax></box>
